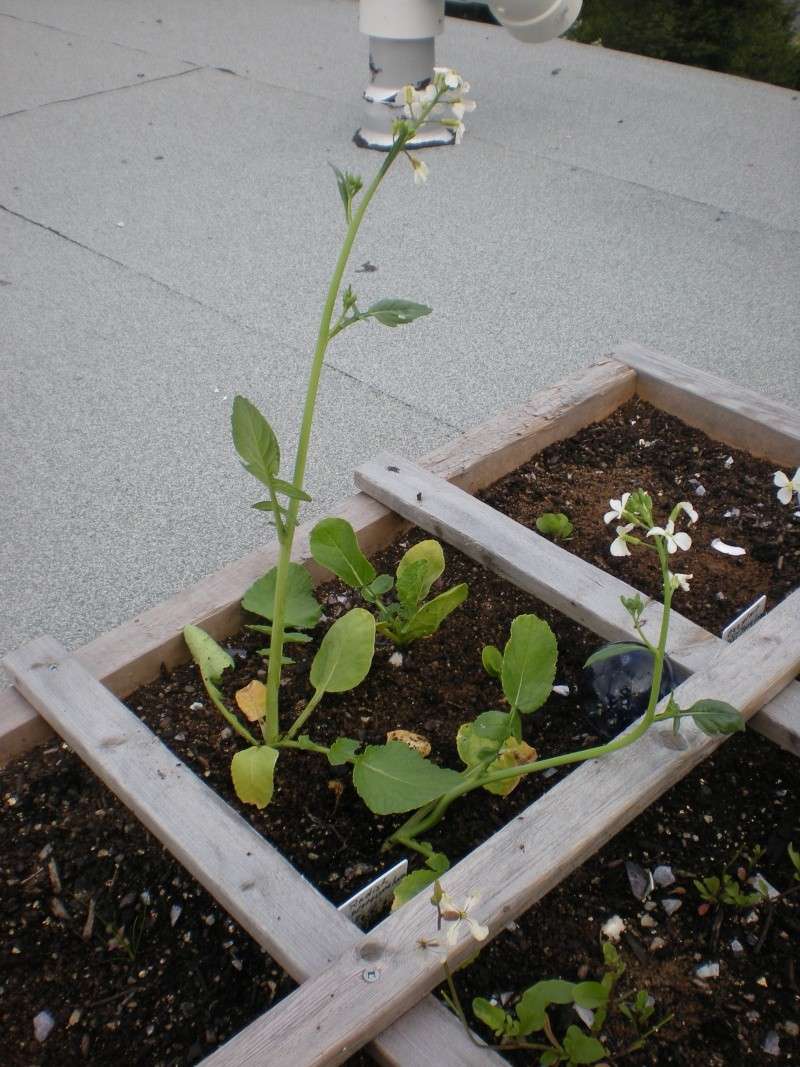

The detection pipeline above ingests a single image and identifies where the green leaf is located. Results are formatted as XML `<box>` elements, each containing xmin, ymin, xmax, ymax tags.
<box><xmin>481</xmin><ymin>645</ymin><xmax>503</xmax><ymax>679</ymax></box>
<box><xmin>535</xmin><ymin>512</ymin><xmax>574</xmax><ymax>540</ymax></box>
<box><xmin>396</xmin><ymin>540</ymin><xmax>444</xmax><ymax>602</ymax></box>
<box><xmin>620</xmin><ymin>592</ymin><xmax>645</xmax><ymax>622</ymax></box>
<box><xmin>472</xmin><ymin>998</ymin><xmax>510</xmax><ymax>1037</ymax></box>
<box><xmin>391</xmin><ymin>851</ymin><xmax>450</xmax><ymax>910</ymax></box>
<box><xmin>456</xmin><ymin>710</ymin><xmax>513</xmax><ymax>767</ymax></box>
<box><xmin>270</xmin><ymin>477</ymin><xmax>312</xmax><ymax>502</ymax></box>
<box><xmin>310</xmin><ymin>608</ymin><xmax>375</xmax><ymax>693</ymax></box>
<box><xmin>231</xmin><ymin>396</ymin><xmax>280</xmax><ymax>487</ymax></box>
<box><xmin>352</xmin><ymin>741</ymin><xmax>463</xmax><ymax>814</ymax></box>
<box><xmin>365</xmin><ymin>298</ymin><xmax>432</xmax><ymax>328</ymax></box>
<box><xmin>327</xmin><ymin>737</ymin><xmax>362</xmax><ymax>766</ymax></box>
<box><xmin>245</xmin><ymin>625</ymin><xmax>312</xmax><ymax>644</ymax></box>
<box><xmin>230</xmin><ymin>745</ymin><xmax>278</xmax><ymax>809</ymax></box>
<box><xmin>539</xmin><ymin>1053</ymin><xmax>560</xmax><ymax>1067</ymax></box>
<box><xmin>397</xmin><ymin>583</ymin><xmax>468</xmax><ymax>643</ymax></box>
<box><xmin>395</xmin><ymin>558</ymin><xmax>429</xmax><ymax>614</ymax></box>
<box><xmin>562</xmin><ymin>1025</ymin><xmax>606</xmax><ymax>1064</ymax></box>
<box><xmin>501</xmin><ymin>614</ymin><xmax>557</xmax><ymax>713</ymax></box>
<box><xmin>573</xmin><ymin>981</ymin><xmax>608</xmax><ymax>1009</ymax></box>
<box><xmin>364</xmin><ymin>573</ymin><xmax>393</xmax><ymax>597</ymax></box>
<box><xmin>515</xmin><ymin>979</ymin><xmax>575</xmax><ymax>1035</ymax></box>
<box><xmin>329</xmin><ymin>164</ymin><xmax>363</xmax><ymax>219</ymax></box>
<box><xmin>584</xmin><ymin>642</ymin><xmax>647</xmax><ymax>669</ymax></box>
<box><xmin>309</xmin><ymin>517</ymin><xmax>376</xmax><ymax>589</ymax></box>
<box><xmin>242</xmin><ymin>563</ymin><xmax>322</xmax><ymax>630</ymax></box>
<box><xmin>688</xmin><ymin>699</ymin><xmax>745</xmax><ymax>735</ymax></box>
<box><xmin>183</xmin><ymin>624</ymin><xmax>234</xmax><ymax>682</ymax></box>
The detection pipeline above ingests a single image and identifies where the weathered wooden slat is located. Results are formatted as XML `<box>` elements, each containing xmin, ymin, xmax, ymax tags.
<box><xmin>2</xmin><ymin>635</ymin><xmax>507</xmax><ymax>1067</ymax></box>
<box><xmin>1</xmin><ymin>359</ymin><xmax>634</xmax><ymax>766</ymax></box>
<box><xmin>354</xmin><ymin>455</ymin><xmax>800</xmax><ymax>756</ymax></box>
<box><xmin>614</xmin><ymin>341</ymin><xmax>800</xmax><ymax>466</ymax></box>
<box><xmin>201</xmin><ymin>590</ymin><xmax>800</xmax><ymax>1067</ymax></box>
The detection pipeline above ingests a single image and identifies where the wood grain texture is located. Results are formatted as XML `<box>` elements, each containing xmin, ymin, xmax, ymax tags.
<box><xmin>614</xmin><ymin>342</ymin><xmax>800</xmax><ymax>466</ymax></box>
<box><xmin>0</xmin><ymin>360</ymin><xmax>633</xmax><ymax>766</ymax></box>
<box><xmin>354</xmin><ymin>454</ymin><xmax>800</xmax><ymax>756</ymax></box>
<box><xmin>3</xmin><ymin>636</ymin><xmax>507</xmax><ymax>1067</ymax></box>
<box><xmin>201</xmin><ymin>590</ymin><xmax>800</xmax><ymax>1067</ymax></box>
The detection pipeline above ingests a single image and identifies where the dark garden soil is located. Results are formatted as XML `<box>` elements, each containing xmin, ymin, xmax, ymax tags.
<box><xmin>2</xmin><ymin>398</ymin><xmax>798</xmax><ymax>1066</ymax></box>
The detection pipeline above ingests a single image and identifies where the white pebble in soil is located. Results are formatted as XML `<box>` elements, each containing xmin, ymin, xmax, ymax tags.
<box><xmin>653</xmin><ymin>865</ymin><xmax>675</xmax><ymax>888</ymax></box>
<box><xmin>761</xmin><ymin>1031</ymin><xmax>781</xmax><ymax>1057</ymax></box>
<box><xmin>33</xmin><ymin>1011</ymin><xmax>55</xmax><ymax>1043</ymax></box>
<box><xmin>388</xmin><ymin>652</ymin><xmax>403</xmax><ymax>668</ymax></box>
<box><xmin>695</xmin><ymin>962</ymin><xmax>720</xmax><ymax>979</ymax></box>
<box><xmin>661</xmin><ymin>898</ymin><xmax>682</xmax><ymax>916</ymax></box>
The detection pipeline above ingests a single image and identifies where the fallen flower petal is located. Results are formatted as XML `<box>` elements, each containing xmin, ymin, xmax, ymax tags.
<box><xmin>711</xmin><ymin>538</ymin><xmax>746</xmax><ymax>556</ymax></box>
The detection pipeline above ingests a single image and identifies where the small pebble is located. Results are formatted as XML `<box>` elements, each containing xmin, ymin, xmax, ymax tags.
<box><xmin>33</xmin><ymin>1011</ymin><xmax>55</xmax><ymax>1042</ymax></box>
<box><xmin>388</xmin><ymin>652</ymin><xmax>403</xmax><ymax>668</ymax></box>
<box><xmin>695</xmin><ymin>962</ymin><xmax>720</xmax><ymax>979</ymax></box>
<box><xmin>552</xmin><ymin>684</ymin><xmax>570</xmax><ymax>696</ymax></box>
<box><xmin>761</xmin><ymin>1031</ymin><xmax>781</xmax><ymax>1057</ymax></box>
<box><xmin>694</xmin><ymin>485</ymin><xmax>706</xmax><ymax>497</ymax></box>
<box><xmin>189</xmin><ymin>701</ymin><xmax>204</xmax><ymax>711</ymax></box>
<box><xmin>625</xmin><ymin>860</ymin><xmax>653</xmax><ymax>901</ymax></box>
<box><xmin>644</xmin><ymin>900</ymin><xmax>657</xmax><ymax>912</ymax></box>
<box><xmin>723</xmin><ymin>507</ymin><xmax>741</xmax><ymax>519</ymax></box>
<box><xmin>640</xmin><ymin>915</ymin><xmax>657</xmax><ymax>929</ymax></box>
<box><xmin>601</xmin><ymin>915</ymin><xmax>625</xmax><ymax>941</ymax></box>
<box><xmin>730</xmin><ymin>939</ymin><xmax>744</xmax><ymax>954</ymax></box>
<box><xmin>170</xmin><ymin>904</ymin><xmax>182</xmax><ymax>927</ymax></box>
<box><xmin>724</xmin><ymin>456</ymin><xmax>734</xmax><ymax>468</ymax></box>
<box><xmin>783</xmin><ymin>1022</ymin><xmax>799</xmax><ymax>1037</ymax></box>
<box><xmin>649</xmin><ymin>937</ymin><xmax>667</xmax><ymax>951</ymax></box>
<box><xmin>750</xmin><ymin>874</ymin><xmax>779</xmax><ymax>900</ymax></box>
<box><xmin>652</xmin><ymin>865</ymin><xmax>675</xmax><ymax>887</ymax></box>
<box><xmin>661</xmin><ymin>898</ymin><xmax>682</xmax><ymax>916</ymax></box>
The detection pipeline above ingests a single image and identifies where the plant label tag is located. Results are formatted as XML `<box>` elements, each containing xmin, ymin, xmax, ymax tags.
<box><xmin>721</xmin><ymin>595</ymin><xmax>766</xmax><ymax>643</ymax></box>
<box><xmin>337</xmin><ymin>859</ymin><xmax>408</xmax><ymax>928</ymax></box>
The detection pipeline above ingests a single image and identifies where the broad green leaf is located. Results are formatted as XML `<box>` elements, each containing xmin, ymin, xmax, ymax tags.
<box><xmin>539</xmin><ymin>1053</ymin><xmax>559</xmax><ymax>1067</ymax></box>
<box><xmin>327</xmin><ymin>737</ymin><xmax>362</xmax><ymax>766</ymax></box>
<box><xmin>501</xmin><ymin>614</ymin><xmax>557</xmax><ymax>713</ymax></box>
<box><xmin>183</xmin><ymin>624</ymin><xmax>234</xmax><ymax>682</ymax></box>
<box><xmin>483</xmin><ymin>737</ymin><xmax>538</xmax><ymax>796</ymax></box>
<box><xmin>352</xmin><ymin>741</ymin><xmax>463</xmax><ymax>814</ymax></box>
<box><xmin>231</xmin><ymin>396</ymin><xmax>280</xmax><ymax>487</ymax></box>
<box><xmin>688</xmin><ymin>699</ymin><xmax>745</xmax><ymax>735</ymax></box>
<box><xmin>310</xmin><ymin>608</ymin><xmax>375</xmax><ymax>693</ymax></box>
<box><xmin>481</xmin><ymin>645</ymin><xmax>503</xmax><ymax>679</ymax></box>
<box><xmin>309</xmin><ymin>517</ymin><xmax>376</xmax><ymax>589</ymax></box>
<box><xmin>472</xmin><ymin>998</ymin><xmax>509</xmax><ymax>1037</ymax></box>
<box><xmin>395</xmin><ymin>558</ymin><xmax>429</xmax><ymax>614</ymax></box>
<box><xmin>364</xmin><ymin>573</ymin><xmax>393</xmax><ymax>598</ymax></box>
<box><xmin>584</xmin><ymin>642</ymin><xmax>648</xmax><ymax>669</ymax></box>
<box><xmin>365</xmin><ymin>298</ymin><xmax>432</xmax><ymax>328</ymax></box>
<box><xmin>515</xmin><ymin>980</ymin><xmax>575</xmax><ymax>1036</ymax></box>
<box><xmin>535</xmin><ymin>512</ymin><xmax>574</xmax><ymax>540</ymax></box>
<box><xmin>242</xmin><ymin>563</ymin><xmax>321</xmax><ymax>630</ymax></box>
<box><xmin>456</xmin><ymin>710</ymin><xmax>513</xmax><ymax>767</ymax></box>
<box><xmin>231</xmin><ymin>745</ymin><xmax>278</xmax><ymax>809</ymax></box>
<box><xmin>562</xmin><ymin>1025</ymin><xmax>606</xmax><ymax>1064</ymax></box>
<box><xmin>573</xmin><ymin>981</ymin><xmax>609</xmax><ymax>1009</ymax></box>
<box><xmin>396</xmin><ymin>540</ymin><xmax>444</xmax><ymax>601</ymax></box>
<box><xmin>391</xmin><ymin>851</ymin><xmax>450</xmax><ymax>910</ymax></box>
<box><xmin>397</xmin><ymin>583</ymin><xmax>468</xmax><ymax>643</ymax></box>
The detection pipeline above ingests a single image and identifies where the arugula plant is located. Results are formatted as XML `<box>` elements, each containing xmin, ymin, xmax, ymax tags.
<box><xmin>310</xmin><ymin>518</ymin><xmax>468</xmax><ymax>645</ymax></box>
<box><xmin>536</xmin><ymin>512</ymin><xmax>574</xmax><ymax>541</ymax></box>
<box><xmin>182</xmin><ymin>70</ymin><xmax>475</xmax><ymax>807</ymax></box>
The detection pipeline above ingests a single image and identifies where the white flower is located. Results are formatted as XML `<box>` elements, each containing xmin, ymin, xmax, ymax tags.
<box><xmin>410</xmin><ymin>156</ymin><xmax>429</xmax><ymax>186</ymax></box>
<box><xmin>434</xmin><ymin>67</ymin><xmax>466</xmax><ymax>91</ymax></box>
<box><xmin>402</xmin><ymin>84</ymin><xmax>436</xmax><ymax>119</ymax></box>
<box><xmin>604</xmin><ymin>492</ymin><xmax>631</xmax><ymax>525</ymax></box>
<box><xmin>647</xmin><ymin>519</ymin><xmax>692</xmax><ymax>554</ymax></box>
<box><xmin>669</xmin><ymin>571</ymin><xmax>693</xmax><ymax>593</ymax></box>
<box><xmin>439</xmin><ymin>891</ymin><xmax>489</xmax><ymax>946</ymax></box>
<box><xmin>610</xmin><ymin>523</ymin><xmax>635</xmax><ymax>557</ymax></box>
<box><xmin>675</xmin><ymin>500</ymin><xmax>699</xmax><ymax>524</ymax></box>
<box><xmin>451</xmin><ymin>98</ymin><xmax>477</xmax><ymax>121</ymax></box>
<box><xmin>774</xmin><ymin>468</ymin><xmax>800</xmax><ymax>506</ymax></box>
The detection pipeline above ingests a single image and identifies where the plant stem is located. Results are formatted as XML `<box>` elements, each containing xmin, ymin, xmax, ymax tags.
<box><xmin>260</xmin><ymin>97</ymin><xmax>443</xmax><ymax>743</ymax></box>
<box><xmin>284</xmin><ymin>687</ymin><xmax>325</xmax><ymax>740</ymax></box>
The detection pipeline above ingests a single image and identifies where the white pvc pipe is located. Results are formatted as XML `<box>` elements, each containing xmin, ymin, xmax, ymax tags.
<box><xmin>359</xmin><ymin>0</ymin><xmax>444</xmax><ymax>40</ymax></box>
<box><xmin>488</xmin><ymin>0</ymin><xmax>582</xmax><ymax>43</ymax></box>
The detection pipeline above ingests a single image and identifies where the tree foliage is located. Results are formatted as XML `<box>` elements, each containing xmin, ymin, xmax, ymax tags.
<box><xmin>569</xmin><ymin>0</ymin><xmax>800</xmax><ymax>89</ymax></box>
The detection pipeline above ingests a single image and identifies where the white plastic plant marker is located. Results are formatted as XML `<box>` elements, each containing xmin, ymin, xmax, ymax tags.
<box><xmin>721</xmin><ymin>595</ymin><xmax>767</xmax><ymax>642</ymax></box>
<box><xmin>337</xmin><ymin>859</ymin><xmax>408</xmax><ymax>926</ymax></box>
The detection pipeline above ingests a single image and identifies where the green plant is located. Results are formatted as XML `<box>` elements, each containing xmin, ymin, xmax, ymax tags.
<box><xmin>183</xmin><ymin>69</ymin><xmax>476</xmax><ymax>808</ymax></box>
<box><xmin>467</xmin><ymin>941</ymin><xmax>670</xmax><ymax>1063</ymax></box>
<box><xmin>535</xmin><ymin>512</ymin><xmax>574</xmax><ymax>541</ymax></box>
<box><xmin>309</xmin><ymin>519</ymin><xmax>468</xmax><ymax>645</ymax></box>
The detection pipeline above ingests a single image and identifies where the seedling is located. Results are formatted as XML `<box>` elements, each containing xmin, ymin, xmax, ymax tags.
<box><xmin>535</xmin><ymin>512</ymin><xmax>574</xmax><ymax>541</ymax></box>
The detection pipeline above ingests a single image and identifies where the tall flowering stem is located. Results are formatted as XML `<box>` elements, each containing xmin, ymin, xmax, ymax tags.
<box><xmin>261</xmin><ymin>73</ymin><xmax>472</xmax><ymax>741</ymax></box>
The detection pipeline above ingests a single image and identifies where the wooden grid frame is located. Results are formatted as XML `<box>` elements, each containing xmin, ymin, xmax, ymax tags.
<box><xmin>3</xmin><ymin>343</ymin><xmax>800</xmax><ymax>1066</ymax></box>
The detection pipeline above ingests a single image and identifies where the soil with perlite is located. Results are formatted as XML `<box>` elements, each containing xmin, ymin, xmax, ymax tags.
<box><xmin>1</xmin><ymin>399</ymin><xmax>797</xmax><ymax>1065</ymax></box>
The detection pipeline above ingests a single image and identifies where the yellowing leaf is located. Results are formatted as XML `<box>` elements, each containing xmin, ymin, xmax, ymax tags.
<box><xmin>386</xmin><ymin>729</ymin><xmax>431</xmax><ymax>757</ymax></box>
<box><xmin>484</xmin><ymin>738</ymin><xmax>538</xmax><ymax>797</ymax></box>
<box><xmin>235</xmin><ymin>680</ymin><xmax>267</xmax><ymax>722</ymax></box>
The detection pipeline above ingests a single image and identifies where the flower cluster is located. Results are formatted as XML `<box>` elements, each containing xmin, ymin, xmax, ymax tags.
<box><xmin>774</xmin><ymin>468</ymin><xmax>800</xmax><ymax>506</ymax></box>
<box><xmin>398</xmin><ymin>67</ymin><xmax>476</xmax><ymax>183</ymax></box>
<box><xmin>604</xmin><ymin>490</ymin><xmax>697</xmax><ymax>592</ymax></box>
